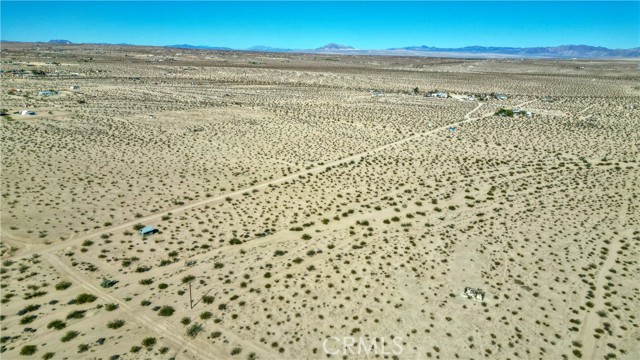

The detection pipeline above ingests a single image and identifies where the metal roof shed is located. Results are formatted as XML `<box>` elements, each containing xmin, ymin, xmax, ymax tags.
<box><xmin>139</xmin><ymin>226</ymin><xmax>158</xmax><ymax>236</ymax></box>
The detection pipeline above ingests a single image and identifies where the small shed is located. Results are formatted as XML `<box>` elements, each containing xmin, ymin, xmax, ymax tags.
<box><xmin>70</xmin><ymin>85</ymin><xmax>79</xmax><ymax>90</ymax></box>
<box><xmin>20</xmin><ymin>110</ymin><xmax>36</xmax><ymax>116</ymax></box>
<box><xmin>139</xmin><ymin>226</ymin><xmax>158</xmax><ymax>236</ymax></box>
<box><xmin>495</xmin><ymin>94</ymin><xmax>508</xmax><ymax>100</ymax></box>
<box><xmin>430</xmin><ymin>92</ymin><xmax>448</xmax><ymax>98</ymax></box>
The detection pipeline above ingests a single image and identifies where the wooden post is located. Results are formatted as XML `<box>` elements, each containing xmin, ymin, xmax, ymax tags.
<box><xmin>189</xmin><ymin>281</ymin><xmax>193</xmax><ymax>309</ymax></box>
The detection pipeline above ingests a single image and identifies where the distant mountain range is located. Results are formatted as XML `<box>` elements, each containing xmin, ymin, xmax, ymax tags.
<box><xmin>3</xmin><ymin>40</ymin><xmax>638</xmax><ymax>58</ymax></box>
<box><xmin>389</xmin><ymin>45</ymin><xmax>640</xmax><ymax>58</ymax></box>
<box><xmin>48</xmin><ymin>39</ymin><xmax>73</xmax><ymax>44</ymax></box>
<box><xmin>165</xmin><ymin>44</ymin><xmax>233</xmax><ymax>51</ymax></box>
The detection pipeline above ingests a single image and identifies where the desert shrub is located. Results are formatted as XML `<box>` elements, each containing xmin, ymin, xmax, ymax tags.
<box><xmin>182</xmin><ymin>275</ymin><xmax>195</xmax><ymax>284</ymax></box>
<box><xmin>17</xmin><ymin>304</ymin><xmax>40</xmax><ymax>315</ymax></box>
<box><xmin>42</xmin><ymin>352</ymin><xmax>55</xmax><ymax>359</ymax></box>
<box><xmin>61</xmin><ymin>331</ymin><xmax>79</xmax><ymax>342</ymax></box>
<box><xmin>130</xmin><ymin>346</ymin><xmax>142</xmax><ymax>353</ymax></box>
<box><xmin>186</xmin><ymin>323</ymin><xmax>204</xmax><ymax>338</ymax></box>
<box><xmin>107</xmin><ymin>320</ymin><xmax>125</xmax><ymax>329</ymax></box>
<box><xmin>158</xmin><ymin>306</ymin><xmax>175</xmax><ymax>316</ymax></box>
<box><xmin>135</xmin><ymin>266</ymin><xmax>150</xmax><ymax>273</ymax></box>
<box><xmin>301</xmin><ymin>234</ymin><xmax>312</xmax><ymax>240</ymax></box>
<box><xmin>158</xmin><ymin>283</ymin><xmax>168</xmax><ymax>290</ymax></box>
<box><xmin>229</xmin><ymin>238</ymin><xmax>242</xmax><ymax>245</ymax></box>
<box><xmin>20</xmin><ymin>345</ymin><xmax>37</xmax><ymax>355</ymax></box>
<box><xmin>141</xmin><ymin>337</ymin><xmax>156</xmax><ymax>348</ymax></box>
<box><xmin>78</xmin><ymin>344</ymin><xmax>89</xmax><ymax>353</ymax></box>
<box><xmin>23</xmin><ymin>290</ymin><xmax>48</xmax><ymax>300</ymax></box>
<box><xmin>200</xmin><ymin>311</ymin><xmax>213</xmax><ymax>320</ymax></box>
<box><xmin>202</xmin><ymin>295</ymin><xmax>214</xmax><ymax>304</ymax></box>
<box><xmin>105</xmin><ymin>303</ymin><xmax>119</xmax><ymax>311</ymax></box>
<box><xmin>181</xmin><ymin>317</ymin><xmax>191</xmax><ymax>325</ymax></box>
<box><xmin>66</xmin><ymin>310</ymin><xmax>86</xmax><ymax>319</ymax></box>
<box><xmin>231</xmin><ymin>347</ymin><xmax>242</xmax><ymax>355</ymax></box>
<box><xmin>139</xmin><ymin>278</ymin><xmax>153</xmax><ymax>285</ymax></box>
<box><xmin>48</xmin><ymin>319</ymin><xmax>67</xmax><ymax>330</ymax></box>
<box><xmin>55</xmin><ymin>281</ymin><xmax>72</xmax><ymax>290</ymax></box>
<box><xmin>20</xmin><ymin>315</ymin><xmax>37</xmax><ymax>324</ymax></box>
<box><xmin>75</xmin><ymin>293</ymin><xmax>97</xmax><ymax>304</ymax></box>
<box><xmin>214</xmin><ymin>262</ymin><xmax>224</xmax><ymax>269</ymax></box>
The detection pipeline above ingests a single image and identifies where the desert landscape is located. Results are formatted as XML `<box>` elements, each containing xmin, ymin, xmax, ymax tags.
<box><xmin>1</xmin><ymin>42</ymin><xmax>639</xmax><ymax>359</ymax></box>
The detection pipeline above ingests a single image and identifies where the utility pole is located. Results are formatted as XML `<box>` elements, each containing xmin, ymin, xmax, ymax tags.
<box><xmin>189</xmin><ymin>281</ymin><xmax>193</xmax><ymax>309</ymax></box>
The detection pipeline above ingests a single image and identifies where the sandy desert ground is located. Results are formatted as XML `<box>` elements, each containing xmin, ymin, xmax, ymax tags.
<box><xmin>1</xmin><ymin>43</ymin><xmax>639</xmax><ymax>360</ymax></box>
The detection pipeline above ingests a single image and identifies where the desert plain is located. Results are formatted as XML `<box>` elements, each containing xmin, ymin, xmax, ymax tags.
<box><xmin>0</xmin><ymin>43</ymin><xmax>639</xmax><ymax>360</ymax></box>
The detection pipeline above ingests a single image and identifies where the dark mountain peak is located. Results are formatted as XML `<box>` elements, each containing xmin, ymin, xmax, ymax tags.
<box><xmin>316</xmin><ymin>43</ymin><xmax>354</xmax><ymax>51</ymax></box>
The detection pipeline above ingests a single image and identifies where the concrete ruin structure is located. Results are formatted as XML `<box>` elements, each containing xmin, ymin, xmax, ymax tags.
<box><xmin>463</xmin><ymin>287</ymin><xmax>485</xmax><ymax>301</ymax></box>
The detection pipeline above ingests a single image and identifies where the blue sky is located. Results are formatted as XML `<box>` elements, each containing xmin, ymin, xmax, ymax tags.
<box><xmin>1</xmin><ymin>2</ymin><xmax>638</xmax><ymax>49</ymax></box>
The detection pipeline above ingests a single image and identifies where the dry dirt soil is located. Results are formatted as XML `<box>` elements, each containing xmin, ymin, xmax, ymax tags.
<box><xmin>1</xmin><ymin>43</ymin><xmax>639</xmax><ymax>360</ymax></box>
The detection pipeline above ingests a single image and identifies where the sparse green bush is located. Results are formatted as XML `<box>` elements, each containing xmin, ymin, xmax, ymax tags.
<box><xmin>20</xmin><ymin>314</ymin><xmax>37</xmax><ymax>324</ymax></box>
<box><xmin>47</xmin><ymin>319</ymin><xmax>67</xmax><ymax>330</ymax></box>
<box><xmin>141</xmin><ymin>337</ymin><xmax>156</xmax><ymax>348</ymax></box>
<box><xmin>75</xmin><ymin>293</ymin><xmax>97</xmax><ymax>304</ymax></box>
<box><xmin>66</xmin><ymin>310</ymin><xmax>86</xmax><ymax>319</ymax></box>
<box><xmin>61</xmin><ymin>331</ymin><xmax>79</xmax><ymax>342</ymax></box>
<box><xmin>186</xmin><ymin>323</ymin><xmax>204</xmax><ymax>338</ymax></box>
<box><xmin>107</xmin><ymin>320</ymin><xmax>125</xmax><ymax>329</ymax></box>
<box><xmin>55</xmin><ymin>281</ymin><xmax>72</xmax><ymax>290</ymax></box>
<box><xmin>20</xmin><ymin>345</ymin><xmax>37</xmax><ymax>355</ymax></box>
<box><xmin>200</xmin><ymin>311</ymin><xmax>213</xmax><ymax>320</ymax></box>
<box><xmin>158</xmin><ymin>306</ymin><xmax>175</xmax><ymax>316</ymax></box>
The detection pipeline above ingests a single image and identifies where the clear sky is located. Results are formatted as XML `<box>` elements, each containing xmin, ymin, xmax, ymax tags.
<box><xmin>1</xmin><ymin>1</ymin><xmax>639</xmax><ymax>49</ymax></box>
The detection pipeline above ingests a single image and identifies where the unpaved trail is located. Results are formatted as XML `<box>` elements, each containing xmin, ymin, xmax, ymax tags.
<box><xmin>44</xmin><ymin>253</ymin><xmax>278</xmax><ymax>359</ymax></box>
<box><xmin>578</xmin><ymin>219</ymin><xmax>627</xmax><ymax>359</ymax></box>
<box><xmin>4</xmin><ymin>102</ymin><xmax>491</xmax><ymax>261</ymax></box>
